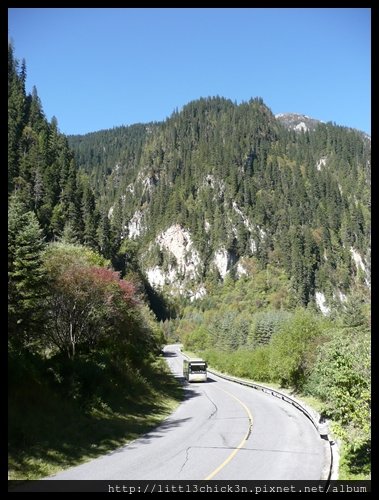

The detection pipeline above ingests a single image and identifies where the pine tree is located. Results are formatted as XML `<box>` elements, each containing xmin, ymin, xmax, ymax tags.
<box><xmin>290</xmin><ymin>232</ymin><xmax>305</xmax><ymax>305</ymax></box>
<box><xmin>27</xmin><ymin>86</ymin><xmax>46</xmax><ymax>133</ymax></box>
<box><xmin>8</xmin><ymin>42</ymin><xmax>27</xmax><ymax>192</ymax></box>
<box><xmin>82</xmin><ymin>182</ymin><xmax>99</xmax><ymax>249</ymax></box>
<box><xmin>97</xmin><ymin>211</ymin><xmax>113</xmax><ymax>259</ymax></box>
<box><xmin>8</xmin><ymin>195</ymin><xmax>47</xmax><ymax>350</ymax></box>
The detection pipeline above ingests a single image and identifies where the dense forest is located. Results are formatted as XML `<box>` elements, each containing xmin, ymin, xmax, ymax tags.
<box><xmin>9</xmin><ymin>42</ymin><xmax>370</xmax><ymax>480</ymax></box>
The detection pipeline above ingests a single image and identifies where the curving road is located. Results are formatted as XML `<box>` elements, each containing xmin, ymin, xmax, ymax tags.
<box><xmin>47</xmin><ymin>344</ymin><xmax>326</xmax><ymax>480</ymax></box>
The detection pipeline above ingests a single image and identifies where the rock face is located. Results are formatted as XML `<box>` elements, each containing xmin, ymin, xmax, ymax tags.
<box><xmin>275</xmin><ymin>113</ymin><xmax>322</xmax><ymax>132</ymax></box>
<box><xmin>128</xmin><ymin>210</ymin><xmax>144</xmax><ymax>238</ymax></box>
<box><xmin>350</xmin><ymin>246</ymin><xmax>370</xmax><ymax>287</ymax></box>
<box><xmin>155</xmin><ymin>225</ymin><xmax>201</xmax><ymax>280</ymax></box>
<box><xmin>213</xmin><ymin>248</ymin><xmax>237</xmax><ymax>279</ymax></box>
<box><xmin>315</xmin><ymin>291</ymin><xmax>331</xmax><ymax>315</ymax></box>
<box><xmin>143</xmin><ymin>225</ymin><xmax>245</xmax><ymax>299</ymax></box>
<box><xmin>144</xmin><ymin>225</ymin><xmax>204</xmax><ymax>300</ymax></box>
<box><xmin>316</xmin><ymin>157</ymin><xmax>327</xmax><ymax>171</ymax></box>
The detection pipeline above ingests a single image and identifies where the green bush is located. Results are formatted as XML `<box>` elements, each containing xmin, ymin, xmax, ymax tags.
<box><xmin>202</xmin><ymin>347</ymin><xmax>272</xmax><ymax>383</ymax></box>
<box><xmin>269</xmin><ymin>309</ymin><xmax>322</xmax><ymax>389</ymax></box>
<box><xmin>303</xmin><ymin>326</ymin><xmax>370</xmax><ymax>478</ymax></box>
<box><xmin>304</xmin><ymin>327</ymin><xmax>370</xmax><ymax>424</ymax></box>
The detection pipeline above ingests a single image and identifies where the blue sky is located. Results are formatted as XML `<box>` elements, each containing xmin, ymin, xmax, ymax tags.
<box><xmin>8</xmin><ymin>8</ymin><xmax>371</xmax><ymax>136</ymax></box>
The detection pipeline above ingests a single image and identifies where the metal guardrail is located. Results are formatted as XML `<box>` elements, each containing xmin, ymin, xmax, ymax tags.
<box><xmin>208</xmin><ymin>367</ymin><xmax>319</xmax><ymax>429</ymax></box>
<box><xmin>181</xmin><ymin>350</ymin><xmax>336</xmax><ymax>480</ymax></box>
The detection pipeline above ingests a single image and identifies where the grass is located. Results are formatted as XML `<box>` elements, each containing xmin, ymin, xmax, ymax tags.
<box><xmin>8</xmin><ymin>354</ymin><xmax>183</xmax><ymax>481</ymax></box>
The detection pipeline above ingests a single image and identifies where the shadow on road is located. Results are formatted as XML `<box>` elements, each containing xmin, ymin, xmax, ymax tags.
<box><xmin>108</xmin><ymin>415</ymin><xmax>194</xmax><ymax>450</ymax></box>
<box><xmin>203</xmin><ymin>376</ymin><xmax>217</xmax><ymax>383</ymax></box>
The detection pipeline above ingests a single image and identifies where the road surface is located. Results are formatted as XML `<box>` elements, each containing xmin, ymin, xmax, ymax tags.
<box><xmin>47</xmin><ymin>344</ymin><xmax>326</xmax><ymax>480</ymax></box>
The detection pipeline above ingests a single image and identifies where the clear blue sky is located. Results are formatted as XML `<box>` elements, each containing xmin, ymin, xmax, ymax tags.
<box><xmin>8</xmin><ymin>8</ymin><xmax>371</xmax><ymax>136</ymax></box>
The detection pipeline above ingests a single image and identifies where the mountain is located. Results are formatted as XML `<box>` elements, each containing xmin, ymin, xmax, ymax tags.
<box><xmin>67</xmin><ymin>97</ymin><xmax>371</xmax><ymax>312</ymax></box>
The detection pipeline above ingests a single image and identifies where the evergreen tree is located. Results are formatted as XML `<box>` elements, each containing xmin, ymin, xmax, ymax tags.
<box><xmin>81</xmin><ymin>182</ymin><xmax>99</xmax><ymax>249</ymax></box>
<box><xmin>8</xmin><ymin>194</ymin><xmax>47</xmax><ymax>351</ymax></box>
<box><xmin>8</xmin><ymin>42</ymin><xmax>27</xmax><ymax>192</ymax></box>
<box><xmin>97</xmin><ymin>211</ymin><xmax>113</xmax><ymax>259</ymax></box>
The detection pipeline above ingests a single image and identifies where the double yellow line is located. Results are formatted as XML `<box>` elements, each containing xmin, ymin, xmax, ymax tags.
<box><xmin>204</xmin><ymin>386</ymin><xmax>254</xmax><ymax>480</ymax></box>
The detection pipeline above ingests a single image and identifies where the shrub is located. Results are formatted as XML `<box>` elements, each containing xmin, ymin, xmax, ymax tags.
<box><xmin>269</xmin><ymin>309</ymin><xmax>322</xmax><ymax>389</ymax></box>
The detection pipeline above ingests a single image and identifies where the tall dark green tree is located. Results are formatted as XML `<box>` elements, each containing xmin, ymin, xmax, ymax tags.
<box><xmin>8</xmin><ymin>42</ymin><xmax>27</xmax><ymax>192</ymax></box>
<box><xmin>8</xmin><ymin>194</ymin><xmax>47</xmax><ymax>351</ymax></box>
<box><xmin>97</xmin><ymin>211</ymin><xmax>113</xmax><ymax>259</ymax></box>
<box><xmin>81</xmin><ymin>181</ymin><xmax>99</xmax><ymax>249</ymax></box>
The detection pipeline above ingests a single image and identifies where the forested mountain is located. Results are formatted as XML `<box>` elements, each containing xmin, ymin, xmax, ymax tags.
<box><xmin>68</xmin><ymin>96</ymin><xmax>371</xmax><ymax>311</ymax></box>
<box><xmin>8</xmin><ymin>45</ymin><xmax>371</xmax><ymax>480</ymax></box>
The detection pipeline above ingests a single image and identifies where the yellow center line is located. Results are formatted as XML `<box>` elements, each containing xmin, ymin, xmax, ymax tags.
<box><xmin>204</xmin><ymin>386</ymin><xmax>254</xmax><ymax>480</ymax></box>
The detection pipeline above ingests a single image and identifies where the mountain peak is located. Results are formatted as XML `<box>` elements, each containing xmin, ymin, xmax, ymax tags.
<box><xmin>275</xmin><ymin>113</ymin><xmax>322</xmax><ymax>132</ymax></box>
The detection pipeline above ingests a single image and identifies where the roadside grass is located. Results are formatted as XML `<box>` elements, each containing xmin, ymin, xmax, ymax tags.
<box><xmin>8</xmin><ymin>355</ymin><xmax>183</xmax><ymax>481</ymax></box>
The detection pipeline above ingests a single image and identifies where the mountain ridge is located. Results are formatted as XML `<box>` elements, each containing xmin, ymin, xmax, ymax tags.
<box><xmin>66</xmin><ymin>101</ymin><xmax>369</xmax><ymax>140</ymax></box>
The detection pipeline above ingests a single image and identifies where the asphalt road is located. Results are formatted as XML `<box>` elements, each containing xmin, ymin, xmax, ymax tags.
<box><xmin>47</xmin><ymin>344</ymin><xmax>326</xmax><ymax>480</ymax></box>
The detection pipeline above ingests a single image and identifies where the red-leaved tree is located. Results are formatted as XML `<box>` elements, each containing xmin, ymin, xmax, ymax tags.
<box><xmin>45</xmin><ymin>263</ymin><xmax>140</xmax><ymax>357</ymax></box>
